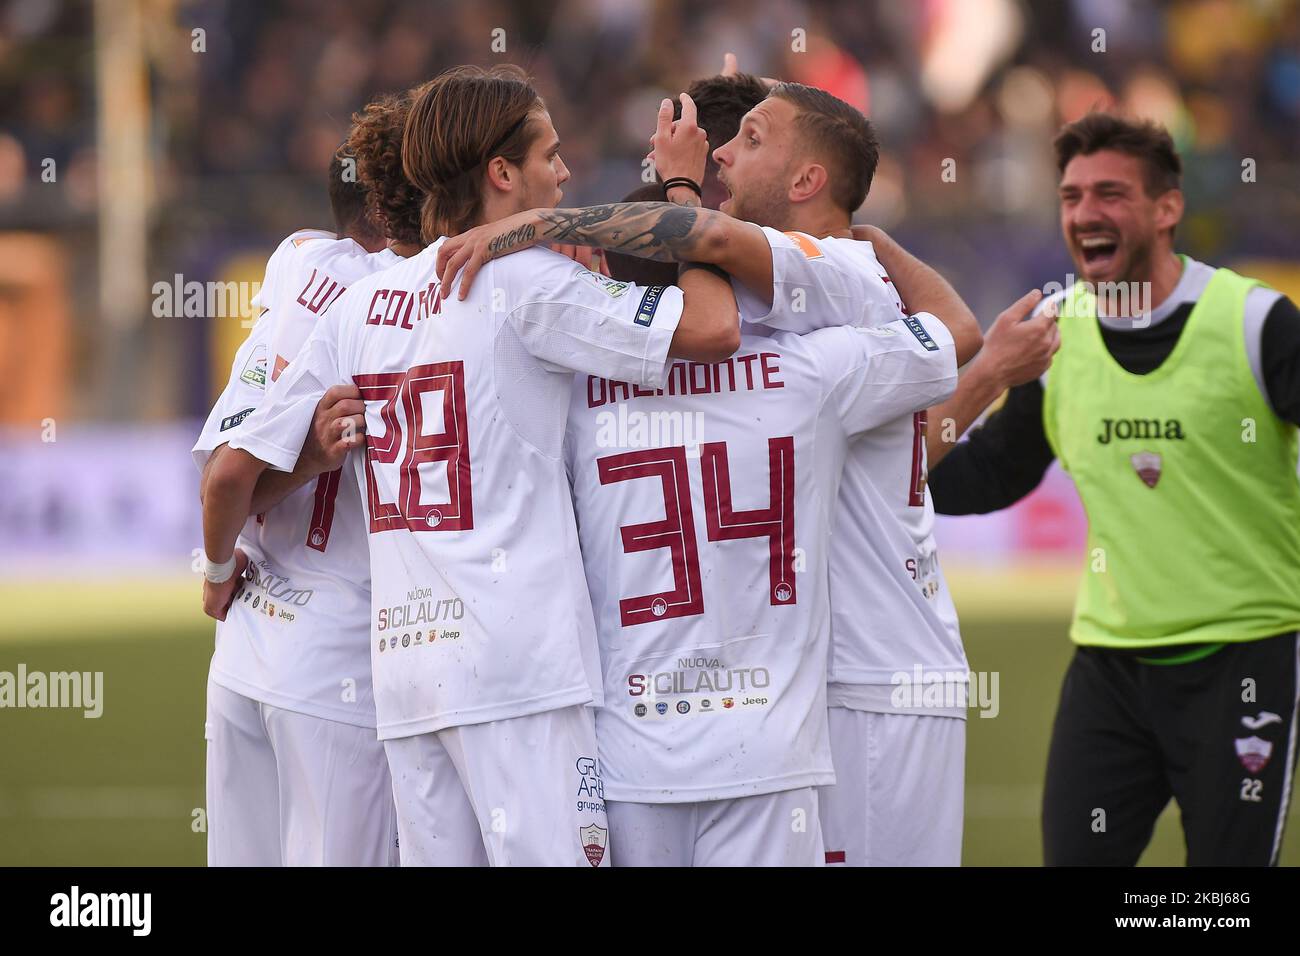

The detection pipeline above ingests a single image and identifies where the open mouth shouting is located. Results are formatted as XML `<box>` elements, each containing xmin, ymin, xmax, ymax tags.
<box><xmin>1076</xmin><ymin>233</ymin><xmax>1120</xmax><ymax>276</ymax></box>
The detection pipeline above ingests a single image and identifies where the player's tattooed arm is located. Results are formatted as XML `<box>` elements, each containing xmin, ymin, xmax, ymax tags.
<box><xmin>436</xmin><ymin>202</ymin><xmax>773</xmax><ymax>304</ymax></box>
<box><xmin>537</xmin><ymin>203</ymin><xmax>707</xmax><ymax>262</ymax></box>
<box><xmin>663</xmin><ymin>187</ymin><xmax>701</xmax><ymax>209</ymax></box>
<box><xmin>486</xmin><ymin>222</ymin><xmax>537</xmax><ymax>257</ymax></box>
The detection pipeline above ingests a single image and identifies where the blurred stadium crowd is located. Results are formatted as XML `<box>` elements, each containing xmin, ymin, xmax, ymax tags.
<box><xmin>2</xmin><ymin>0</ymin><xmax>1299</xmax><ymax>423</ymax></box>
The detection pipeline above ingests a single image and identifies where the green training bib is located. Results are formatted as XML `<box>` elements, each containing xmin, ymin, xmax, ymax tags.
<box><xmin>1043</xmin><ymin>265</ymin><xmax>1300</xmax><ymax>647</ymax></box>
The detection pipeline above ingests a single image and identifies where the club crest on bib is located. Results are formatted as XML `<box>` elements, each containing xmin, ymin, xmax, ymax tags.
<box><xmin>1130</xmin><ymin>451</ymin><xmax>1162</xmax><ymax>488</ymax></box>
<box><xmin>580</xmin><ymin>824</ymin><xmax>608</xmax><ymax>867</ymax></box>
<box><xmin>1234</xmin><ymin>735</ymin><xmax>1273</xmax><ymax>774</ymax></box>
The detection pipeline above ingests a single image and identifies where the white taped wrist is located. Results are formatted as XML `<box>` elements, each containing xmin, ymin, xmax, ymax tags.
<box><xmin>204</xmin><ymin>554</ymin><xmax>237</xmax><ymax>584</ymax></box>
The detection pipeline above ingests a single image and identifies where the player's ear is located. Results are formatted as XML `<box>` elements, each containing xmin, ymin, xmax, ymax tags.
<box><xmin>789</xmin><ymin>161</ymin><xmax>828</xmax><ymax>205</ymax></box>
<box><xmin>485</xmin><ymin>156</ymin><xmax>514</xmax><ymax>194</ymax></box>
<box><xmin>1154</xmin><ymin>188</ymin><xmax>1183</xmax><ymax>236</ymax></box>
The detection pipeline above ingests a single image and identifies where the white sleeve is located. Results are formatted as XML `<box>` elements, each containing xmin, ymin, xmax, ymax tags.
<box><xmin>191</xmin><ymin>315</ymin><xmax>276</xmax><ymax>472</ymax></box>
<box><xmin>226</xmin><ymin>307</ymin><xmax>346</xmax><ymax>473</ymax></box>
<box><xmin>501</xmin><ymin>249</ymin><xmax>685</xmax><ymax>387</ymax></box>
<box><xmin>816</xmin><ymin>312</ymin><xmax>959</xmax><ymax>436</ymax></box>
<box><xmin>250</xmin><ymin>234</ymin><xmax>294</xmax><ymax>315</ymax></box>
<box><xmin>736</xmin><ymin>227</ymin><xmax>904</xmax><ymax>333</ymax></box>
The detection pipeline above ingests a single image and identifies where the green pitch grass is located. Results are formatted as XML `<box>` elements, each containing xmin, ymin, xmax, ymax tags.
<box><xmin>0</xmin><ymin>576</ymin><xmax>1296</xmax><ymax>866</ymax></box>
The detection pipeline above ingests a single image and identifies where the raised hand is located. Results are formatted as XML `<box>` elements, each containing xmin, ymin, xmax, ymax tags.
<box><xmin>981</xmin><ymin>290</ymin><xmax>1060</xmax><ymax>388</ymax></box>
<box><xmin>652</xmin><ymin>94</ymin><xmax>709</xmax><ymax>187</ymax></box>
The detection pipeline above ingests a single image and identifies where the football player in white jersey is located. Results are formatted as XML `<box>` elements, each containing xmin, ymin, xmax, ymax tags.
<box><xmin>436</xmin><ymin>85</ymin><xmax>985</xmax><ymax>865</ymax></box>
<box><xmin>195</xmin><ymin>90</ymin><xmax>429</xmax><ymax>865</ymax></box>
<box><xmin>566</xmin><ymin>283</ymin><xmax>959</xmax><ymax>866</ymax></box>
<box><xmin>200</xmin><ymin>65</ymin><xmax>740</xmax><ymax>867</ymax></box>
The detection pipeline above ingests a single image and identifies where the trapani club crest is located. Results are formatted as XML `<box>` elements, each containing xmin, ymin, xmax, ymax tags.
<box><xmin>580</xmin><ymin>824</ymin><xmax>608</xmax><ymax>867</ymax></box>
<box><xmin>1130</xmin><ymin>451</ymin><xmax>1162</xmax><ymax>488</ymax></box>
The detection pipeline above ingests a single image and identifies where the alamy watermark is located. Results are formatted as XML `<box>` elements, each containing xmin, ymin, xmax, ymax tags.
<box><xmin>1045</xmin><ymin>274</ymin><xmax>1154</xmax><ymax>328</ymax></box>
<box><xmin>152</xmin><ymin>274</ymin><xmax>261</xmax><ymax>324</ymax></box>
<box><xmin>0</xmin><ymin>664</ymin><xmax>103</xmax><ymax>718</ymax></box>
<box><xmin>890</xmin><ymin>667</ymin><xmax>1000</xmax><ymax>718</ymax></box>
<box><xmin>594</xmin><ymin>406</ymin><xmax>706</xmax><ymax>456</ymax></box>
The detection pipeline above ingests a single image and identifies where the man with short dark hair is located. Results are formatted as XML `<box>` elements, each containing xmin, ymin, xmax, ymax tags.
<box><xmin>928</xmin><ymin>112</ymin><xmax>1300</xmax><ymax>866</ymax></box>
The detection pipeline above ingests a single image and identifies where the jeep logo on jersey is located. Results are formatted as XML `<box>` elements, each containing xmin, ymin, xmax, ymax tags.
<box><xmin>580</xmin><ymin>824</ymin><xmax>608</xmax><ymax>867</ymax></box>
<box><xmin>1097</xmin><ymin>417</ymin><xmax>1186</xmax><ymax>444</ymax></box>
<box><xmin>1235</xmin><ymin>735</ymin><xmax>1273</xmax><ymax>773</ymax></box>
<box><xmin>1130</xmin><ymin>451</ymin><xmax>1162</xmax><ymax>488</ymax></box>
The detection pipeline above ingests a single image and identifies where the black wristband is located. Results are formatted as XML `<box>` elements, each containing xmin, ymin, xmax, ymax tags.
<box><xmin>662</xmin><ymin>177</ymin><xmax>703</xmax><ymax>199</ymax></box>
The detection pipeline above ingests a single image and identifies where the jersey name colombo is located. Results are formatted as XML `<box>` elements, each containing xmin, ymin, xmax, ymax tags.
<box><xmin>194</xmin><ymin>231</ymin><xmax>399</xmax><ymax>727</ymax></box>
<box><xmin>231</xmin><ymin>241</ymin><xmax>683</xmax><ymax>739</ymax></box>
<box><xmin>737</xmin><ymin>227</ymin><xmax>969</xmax><ymax>709</ymax></box>
<box><xmin>567</xmin><ymin>315</ymin><xmax>957</xmax><ymax>802</ymax></box>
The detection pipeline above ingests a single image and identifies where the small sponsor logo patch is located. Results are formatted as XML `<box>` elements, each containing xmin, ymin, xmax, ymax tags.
<box><xmin>240</xmin><ymin>344</ymin><xmax>268</xmax><ymax>388</ymax></box>
<box><xmin>579</xmin><ymin>270</ymin><xmax>631</xmax><ymax>299</ymax></box>
<box><xmin>903</xmin><ymin>314</ymin><xmax>938</xmax><ymax>351</ymax></box>
<box><xmin>783</xmin><ymin>231</ymin><xmax>824</xmax><ymax>259</ymax></box>
<box><xmin>1131</xmin><ymin>451</ymin><xmax>1162</xmax><ymax>488</ymax></box>
<box><xmin>1243</xmin><ymin>711</ymin><xmax>1283</xmax><ymax>730</ymax></box>
<box><xmin>634</xmin><ymin>285</ymin><xmax>666</xmax><ymax>327</ymax></box>
<box><xmin>220</xmin><ymin>407</ymin><xmax>255</xmax><ymax>431</ymax></box>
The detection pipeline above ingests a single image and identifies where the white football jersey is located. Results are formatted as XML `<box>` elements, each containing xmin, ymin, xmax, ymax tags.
<box><xmin>193</xmin><ymin>230</ymin><xmax>400</xmax><ymax>728</ymax></box>
<box><xmin>566</xmin><ymin>317</ymin><xmax>957</xmax><ymax>802</ymax></box>
<box><xmin>738</xmin><ymin>228</ymin><xmax>970</xmax><ymax>710</ymax></box>
<box><xmin>229</xmin><ymin>240</ymin><xmax>684</xmax><ymax>740</ymax></box>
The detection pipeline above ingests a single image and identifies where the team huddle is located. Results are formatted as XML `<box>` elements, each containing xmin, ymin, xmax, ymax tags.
<box><xmin>196</xmin><ymin>62</ymin><xmax>1034</xmax><ymax>867</ymax></box>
